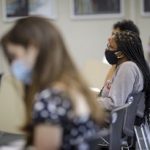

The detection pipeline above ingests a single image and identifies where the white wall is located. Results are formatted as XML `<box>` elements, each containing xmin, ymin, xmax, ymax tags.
<box><xmin>135</xmin><ymin>0</ymin><xmax>150</xmax><ymax>51</ymax></box>
<box><xmin>0</xmin><ymin>0</ymin><xmax>150</xmax><ymax>88</ymax></box>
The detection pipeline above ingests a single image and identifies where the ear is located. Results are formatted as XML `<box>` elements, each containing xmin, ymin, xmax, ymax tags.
<box><xmin>115</xmin><ymin>51</ymin><xmax>124</xmax><ymax>59</ymax></box>
<box><xmin>27</xmin><ymin>45</ymin><xmax>38</xmax><ymax>53</ymax></box>
<box><xmin>26</xmin><ymin>45</ymin><xmax>39</xmax><ymax>66</ymax></box>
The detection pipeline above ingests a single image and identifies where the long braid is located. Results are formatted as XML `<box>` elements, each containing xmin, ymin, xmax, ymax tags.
<box><xmin>115</xmin><ymin>31</ymin><xmax>150</xmax><ymax>122</ymax></box>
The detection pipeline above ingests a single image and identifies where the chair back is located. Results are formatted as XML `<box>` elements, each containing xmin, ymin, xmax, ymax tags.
<box><xmin>109</xmin><ymin>92</ymin><xmax>144</xmax><ymax>150</ymax></box>
<box><xmin>109</xmin><ymin>107</ymin><xmax>126</xmax><ymax>150</ymax></box>
<box><xmin>123</xmin><ymin>92</ymin><xmax>145</xmax><ymax>137</ymax></box>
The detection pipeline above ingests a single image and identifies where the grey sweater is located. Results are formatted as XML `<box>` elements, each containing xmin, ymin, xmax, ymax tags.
<box><xmin>100</xmin><ymin>61</ymin><xmax>144</xmax><ymax>110</ymax></box>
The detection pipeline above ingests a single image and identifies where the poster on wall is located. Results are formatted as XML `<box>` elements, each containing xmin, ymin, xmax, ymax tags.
<box><xmin>2</xmin><ymin>0</ymin><xmax>57</xmax><ymax>22</ymax></box>
<box><xmin>141</xmin><ymin>0</ymin><xmax>150</xmax><ymax>16</ymax></box>
<box><xmin>70</xmin><ymin>0</ymin><xmax>124</xmax><ymax>19</ymax></box>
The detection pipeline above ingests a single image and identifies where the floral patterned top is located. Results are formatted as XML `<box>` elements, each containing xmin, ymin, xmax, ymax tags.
<box><xmin>31</xmin><ymin>88</ymin><xmax>100</xmax><ymax>150</ymax></box>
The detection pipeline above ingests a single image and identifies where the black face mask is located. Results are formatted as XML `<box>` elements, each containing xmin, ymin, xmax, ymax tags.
<box><xmin>105</xmin><ymin>49</ymin><xmax>119</xmax><ymax>65</ymax></box>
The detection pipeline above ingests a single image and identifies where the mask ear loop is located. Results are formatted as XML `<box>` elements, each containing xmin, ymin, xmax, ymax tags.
<box><xmin>115</xmin><ymin>51</ymin><xmax>124</xmax><ymax>59</ymax></box>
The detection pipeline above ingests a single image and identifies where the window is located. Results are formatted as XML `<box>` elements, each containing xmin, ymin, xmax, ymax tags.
<box><xmin>70</xmin><ymin>0</ymin><xmax>124</xmax><ymax>19</ymax></box>
<box><xmin>2</xmin><ymin>0</ymin><xmax>57</xmax><ymax>22</ymax></box>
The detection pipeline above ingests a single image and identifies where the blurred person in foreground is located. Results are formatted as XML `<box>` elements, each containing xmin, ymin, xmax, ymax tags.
<box><xmin>1</xmin><ymin>16</ymin><xmax>106</xmax><ymax>150</ymax></box>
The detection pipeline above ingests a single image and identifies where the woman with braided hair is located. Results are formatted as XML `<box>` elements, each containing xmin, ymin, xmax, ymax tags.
<box><xmin>99</xmin><ymin>30</ymin><xmax>150</xmax><ymax>122</ymax></box>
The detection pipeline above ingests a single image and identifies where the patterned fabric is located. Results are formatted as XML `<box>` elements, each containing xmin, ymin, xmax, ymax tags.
<box><xmin>32</xmin><ymin>88</ymin><xmax>100</xmax><ymax>150</ymax></box>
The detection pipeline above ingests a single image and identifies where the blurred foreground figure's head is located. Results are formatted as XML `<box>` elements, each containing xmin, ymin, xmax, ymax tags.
<box><xmin>1</xmin><ymin>16</ymin><xmax>105</xmax><ymax>131</ymax></box>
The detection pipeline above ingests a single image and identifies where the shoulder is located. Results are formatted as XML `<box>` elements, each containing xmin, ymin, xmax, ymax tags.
<box><xmin>117</xmin><ymin>61</ymin><xmax>141</xmax><ymax>74</ymax></box>
<box><xmin>33</xmin><ymin>88</ymin><xmax>72</xmax><ymax>123</ymax></box>
<box><xmin>119</xmin><ymin>61</ymin><xmax>139</xmax><ymax>69</ymax></box>
<box><xmin>36</xmin><ymin>88</ymin><xmax>69</xmax><ymax>101</ymax></box>
<box><xmin>34</xmin><ymin>88</ymin><xmax>72</xmax><ymax>112</ymax></box>
<box><xmin>114</xmin><ymin>61</ymin><xmax>143</xmax><ymax>81</ymax></box>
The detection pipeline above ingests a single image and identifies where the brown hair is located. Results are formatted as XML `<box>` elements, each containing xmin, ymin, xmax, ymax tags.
<box><xmin>1</xmin><ymin>16</ymin><xmax>105</xmax><ymax>131</ymax></box>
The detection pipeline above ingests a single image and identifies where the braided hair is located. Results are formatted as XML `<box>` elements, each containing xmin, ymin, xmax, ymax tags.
<box><xmin>113</xmin><ymin>20</ymin><xmax>140</xmax><ymax>35</ymax></box>
<box><xmin>114</xmin><ymin>31</ymin><xmax>150</xmax><ymax>122</ymax></box>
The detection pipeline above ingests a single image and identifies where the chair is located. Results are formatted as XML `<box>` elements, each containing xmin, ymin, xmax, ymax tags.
<box><xmin>134</xmin><ymin>121</ymin><xmax>150</xmax><ymax>150</ymax></box>
<box><xmin>134</xmin><ymin>92</ymin><xmax>150</xmax><ymax>150</ymax></box>
<box><xmin>98</xmin><ymin>92</ymin><xmax>145</xmax><ymax>150</ymax></box>
<box><xmin>87</xmin><ymin>135</ymin><xmax>101</xmax><ymax>150</ymax></box>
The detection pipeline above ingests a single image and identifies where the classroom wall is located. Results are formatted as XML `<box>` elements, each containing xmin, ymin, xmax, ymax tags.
<box><xmin>0</xmin><ymin>0</ymin><xmax>150</xmax><ymax>89</ymax></box>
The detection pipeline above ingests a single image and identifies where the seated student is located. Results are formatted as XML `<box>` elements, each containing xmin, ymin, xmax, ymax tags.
<box><xmin>102</xmin><ymin>19</ymin><xmax>140</xmax><ymax>86</ymax></box>
<box><xmin>98</xmin><ymin>30</ymin><xmax>150</xmax><ymax>123</ymax></box>
<box><xmin>1</xmin><ymin>16</ymin><xmax>106</xmax><ymax>150</ymax></box>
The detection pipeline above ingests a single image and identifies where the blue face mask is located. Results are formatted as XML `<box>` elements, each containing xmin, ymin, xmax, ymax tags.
<box><xmin>11</xmin><ymin>60</ymin><xmax>32</xmax><ymax>85</ymax></box>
